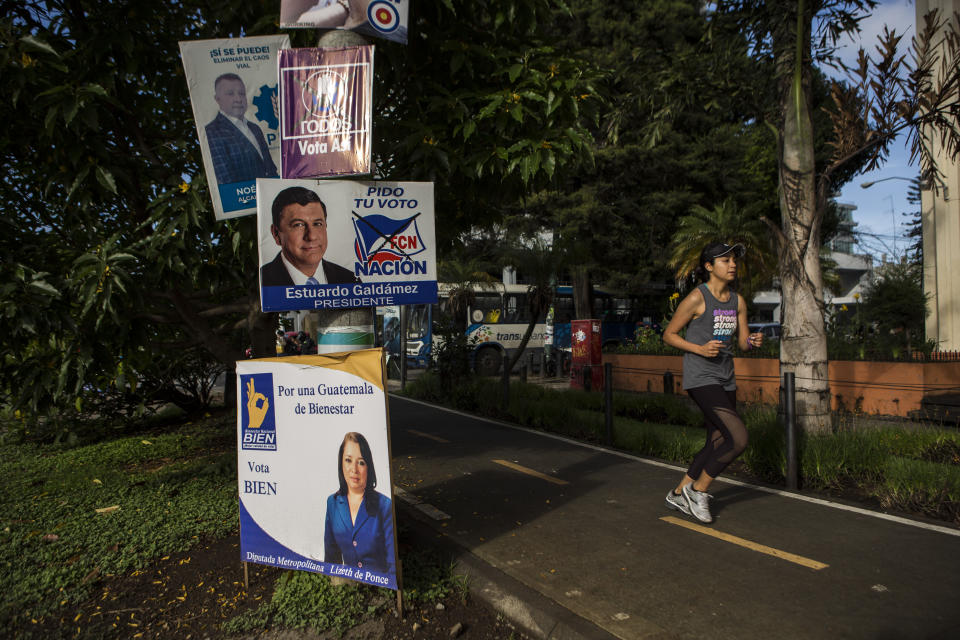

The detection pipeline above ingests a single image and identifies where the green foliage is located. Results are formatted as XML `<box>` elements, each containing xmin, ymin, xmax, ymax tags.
<box><xmin>881</xmin><ymin>457</ymin><xmax>960</xmax><ymax>519</ymax></box>
<box><xmin>0</xmin><ymin>414</ymin><xmax>237</xmax><ymax>627</ymax></box>
<box><xmin>2</xmin><ymin>409</ymin><xmax>476</xmax><ymax>636</ymax></box>
<box><xmin>430</xmin><ymin>317</ymin><xmax>476</xmax><ymax>390</ymax></box>
<box><xmin>669</xmin><ymin>198</ymin><xmax>776</xmax><ymax>297</ymax></box>
<box><xmin>374</xmin><ymin>0</ymin><xmax>600</xmax><ymax>249</ymax></box>
<box><xmin>400</xmin><ymin>546</ymin><xmax>468</xmax><ymax>604</ymax></box>
<box><xmin>861</xmin><ymin>263</ymin><xmax>928</xmax><ymax>348</ymax></box>
<box><xmin>737</xmin><ymin>407</ymin><xmax>786</xmax><ymax>482</ymax></box>
<box><xmin>521</xmin><ymin>0</ymin><xmax>782</xmax><ymax>291</ymax></box>
<box><xmin>223</xmin><ymin>540</ymin><xmax>468</xmax><ymax>635</ymax></box>
<box><xmin>1</xmin><ymin>0</ymin><xmax>597</xmax><ymax>427</ymax></box>
<box><xmin>223</xmin><ymin>572</ymin><xmax>368</xmax><ymax>636</ymax></box>
<box><xmin>612</xmin><ymin>418</ymin><xmax>703</xmax><ymax>463</ymax></box>
<box><xmin>0</xmin><ymin>0</ymin><xmax>267</xmax><ymax>422</ymax></box>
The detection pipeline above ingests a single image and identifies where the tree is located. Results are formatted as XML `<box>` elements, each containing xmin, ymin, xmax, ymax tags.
<box><xmin>500</xmin><ymin>236</ymin><xmax>566</xmax><ymax>373</ymax></box>
<box><xmin>669</xmin><ymin>198</ymin><xmax>775</xmax><ymax>298</ymax></box>
<box><xmin>861</xmin><ymin>262</ymin><xmax>928</xmax><ymax>356</ymax></box>
<box><xmin>714</xmin><ymin>1</ymin><xmax>960</xmax><ymax>432</ymax></box>
<box><xmin>901</xmin><ymin>175</ymin><xmax>924</xmax><ymax>266</ymax></box>
<box><xmin>0</xmin><ymin>0</ymin><xmax>597</xmax><ymax>425</ymax></box>
<box><xmin>528</xmin><ymin>0</ymin><xmax>789</xmax><ymax>320</ymax></box>
<box><xmin>437</xmin><ymin>258</ymin><xmax>497</xmax><ymax>335</ymax></box>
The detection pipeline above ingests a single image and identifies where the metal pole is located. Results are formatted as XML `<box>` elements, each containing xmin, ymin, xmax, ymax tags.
<box><xmin>604</xmin><ymin>362</ymin><xmax>613</xmax><ymax>446</ymax></box>
<box><xmin>663</xmin><ymin>371</ymin><xmax>674</xmax><ymax>394</ymax></box>
<box><xmin>784</xmin><ymin>372</ymin><xmax>798</xmax><ymax>490</ymax></box>
<box><xmin>501</xmin><ymin>352</ymin><xmax>510</xmax><ymax>411</ymax></box>
<box><xmin>520</xmin><ymin>363</ymin><xmax>527</xmax><ymax>383</ymax></box>
<box><xmin>400</xmin><ymin>305</ymin><xmax>408</xmax><ymax>391</ymax></box>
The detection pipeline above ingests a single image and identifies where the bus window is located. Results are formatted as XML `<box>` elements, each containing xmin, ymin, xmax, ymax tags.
<box><xmin>553</xmin><ymin>295</ymin><xmax>574</xmax><ymax>324</ymax></box>
<box><xmin>593</xmin><ymin>296</ymin><xmax>610</xmax><ymax>320</ymax></box>
<box><xmin>471</xmin><ymin>293</ymin><xmax>502</xmax><ymax>324</ymax></box>
<box><xmin>611</xmin><ymin>297</ymin><xmax>636</xmax><ymax>323</ymax></box>
<box><xmin>503</xmin><ymin>294</ymin><xmax>531</xmax><ymax>324</ymax></box>
<box><xmin>407</xmin><ymin>305</ymin><xmax>430</xmax><ymax>340</ymax></box>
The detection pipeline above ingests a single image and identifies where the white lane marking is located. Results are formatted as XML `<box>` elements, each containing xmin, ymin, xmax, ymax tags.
<box><xmin>392</xmin><ymin>395</ymin><xmax>960</xmax><ymax>538</ymax></box>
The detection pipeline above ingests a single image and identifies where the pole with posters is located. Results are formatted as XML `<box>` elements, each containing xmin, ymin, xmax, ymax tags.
<box><xmin>237</xmin><ymin>349</ymin><xmax>403</xmax><ymax>612</ymax></box>
<box><xmin>312</xmin><ymin>29</ymin><xmax>378</xmax><ymax>364</ymax></box>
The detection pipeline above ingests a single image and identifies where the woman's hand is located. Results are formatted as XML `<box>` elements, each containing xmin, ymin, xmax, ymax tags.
<box><xmin>699</xmin><ymin>340</ymin><xmax>725</xmax><ymax>358</ymax></box>
<box><xmin>748</xmin><ymin>332</ymin><xmax>763</xmax><ymax>349</ymax></box>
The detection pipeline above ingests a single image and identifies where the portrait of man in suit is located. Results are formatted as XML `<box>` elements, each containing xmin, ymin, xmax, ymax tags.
<box><xmin>261</xmin><ymin>186</ymin><xmax>360</xmax><ymax>287</ymax></box>
<box><xmin>205</xmin><ymin>73</ymin><xmax>279</xmax><ymax>185</ymax></box>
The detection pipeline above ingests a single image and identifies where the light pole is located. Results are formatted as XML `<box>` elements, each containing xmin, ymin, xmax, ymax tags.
<box><xmin>859</xmin><ymin>176</ymin><xmax>914</xmax><ymax>189</ymax></box>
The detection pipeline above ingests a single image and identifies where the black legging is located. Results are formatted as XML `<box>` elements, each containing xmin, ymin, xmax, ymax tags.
<box><xmin>686</xmin><ymin>385</ymin><xmax>748</xmax><ymax>480</ymax></box>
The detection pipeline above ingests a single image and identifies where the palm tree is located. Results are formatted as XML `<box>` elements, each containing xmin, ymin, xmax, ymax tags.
<box><xmin>437</xmin><ymin>258</ymin><xmax>497</xmax><ymax>334</ymax></box>
<box><xmin>669</xmin><ymin>198</ymin><xmax>774</xmax><ymax>297</ymax></box>
<box><xmin>500</xmin><ymin>236</ymin><xmax>567</xmax><ymax>374</ymax></box>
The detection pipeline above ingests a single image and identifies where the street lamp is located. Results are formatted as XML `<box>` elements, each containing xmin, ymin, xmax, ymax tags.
<box><xmin>860</xmin><ymin>176</ymin><xmax>915</xmax><ymax>189</ymax></box>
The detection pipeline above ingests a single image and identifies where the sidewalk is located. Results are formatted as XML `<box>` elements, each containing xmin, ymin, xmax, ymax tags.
<box><xmin>387</xmin><ymin>393</ymin><xmax>960</xmax><ymax>640</ymax></box>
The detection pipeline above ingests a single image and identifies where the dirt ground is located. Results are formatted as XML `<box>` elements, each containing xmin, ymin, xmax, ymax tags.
<box><xmin>21</xmin><ymin>532</ymin><xmax>528</xmax><ymax>640</ymax></box>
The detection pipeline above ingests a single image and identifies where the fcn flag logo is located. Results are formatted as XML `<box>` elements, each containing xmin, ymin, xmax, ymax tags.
<box><xmin>352</xmin><ymin>213</ymin><xmax>428</xmax><ymax>277</ymax></box>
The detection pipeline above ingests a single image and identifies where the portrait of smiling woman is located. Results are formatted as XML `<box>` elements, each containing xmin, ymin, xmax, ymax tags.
<box><xmin>323</xmin><ymin>431</ymin><xmax>395</xmax><ymax>576</ymax></box>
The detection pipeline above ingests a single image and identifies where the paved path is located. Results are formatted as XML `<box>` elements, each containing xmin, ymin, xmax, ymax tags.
<box><xmin>388</xmin><ymin>395</ymin><xmax>960</xmax><ymax>640</ymax></box>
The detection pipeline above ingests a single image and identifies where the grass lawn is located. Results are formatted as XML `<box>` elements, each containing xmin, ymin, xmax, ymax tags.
<box><xmin>1</xmin><ymin>410</ymin><xmax>519</xmax><ymax>639</ymax></box>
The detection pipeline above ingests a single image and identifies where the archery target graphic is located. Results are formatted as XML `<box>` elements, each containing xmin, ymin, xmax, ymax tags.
<box><xmin>367</xmin><ymin>1</ymin><xmax>400</xmax><ymax>33</ymax></box>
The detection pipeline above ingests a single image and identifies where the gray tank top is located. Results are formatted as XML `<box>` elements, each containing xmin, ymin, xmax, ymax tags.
<box><xmin>682</xmin><ymin>284</ymin><xmax>738</xmax><ymax>390</ymax></box>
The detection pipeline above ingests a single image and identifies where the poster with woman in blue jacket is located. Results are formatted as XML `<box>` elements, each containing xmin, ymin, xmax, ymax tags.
<box><xmin>324</xmin><ymin>432</ymin><xmax>394</xmax><ymax>576</ymax></box>
<box><xmin>236</xmin><ymin>349</ymin><xmax>398</xmax><ymax>590</ymax></box>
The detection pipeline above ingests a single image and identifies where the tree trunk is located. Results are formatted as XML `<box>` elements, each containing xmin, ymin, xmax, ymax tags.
<box><xmin>571</xmin><ymin>265</ymin><xmax>593</xmax><ymax>320</ymax></box>
<box><xmin>249</xmin><ymin>303</ymin><xmax>278</xmax><ymax>359</ymax></box>
<box><xmin>776</xmin><ymin>1</ymin><xmax>831</xmax><ymax>433</ymax></box>
<box><xmin>506</xmin><ymin>303</ymin><xmax>547</xmax><ymax>374</ymax></box>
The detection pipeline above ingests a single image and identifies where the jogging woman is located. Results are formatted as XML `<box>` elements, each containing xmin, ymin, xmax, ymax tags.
<box><xmin>662</xmin><ymin>242</ymin><xmax>763</xmax><ymax>523</ymax></box>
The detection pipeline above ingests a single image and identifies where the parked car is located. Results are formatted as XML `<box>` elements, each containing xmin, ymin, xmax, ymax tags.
<box><xmin>749</xmin><ymin>322</ymin><xmax>781</xmax><ymax>340</ymax></box>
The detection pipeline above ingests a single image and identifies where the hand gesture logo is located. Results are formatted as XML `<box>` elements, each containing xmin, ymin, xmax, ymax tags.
<box><xmin>246</xmin><ymin>378</ymin><xmax>270</xmax><ymax>430</ymax></box>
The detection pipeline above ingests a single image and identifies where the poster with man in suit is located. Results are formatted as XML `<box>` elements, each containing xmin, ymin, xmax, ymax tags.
<box><xmin>257</xmin><ymin>179</ymin><xmax>438</xmax><ymax>313</ymax></box>
<box><xmin>180</xmin><ymin>35</ymin><xmax>290</xmax><ymax>220</ymax></box>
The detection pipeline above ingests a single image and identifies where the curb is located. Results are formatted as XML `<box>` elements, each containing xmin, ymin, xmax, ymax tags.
<box><xmin>397</xmin><ymin>502</ymin><xmax>621</xmax><ymax>640</ymax></box>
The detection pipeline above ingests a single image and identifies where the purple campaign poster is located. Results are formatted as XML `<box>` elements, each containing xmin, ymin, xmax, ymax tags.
<box><xmin>279</xmin><ymin>46</ymin><xmax>373</xmax><ymax>179</ymax></box>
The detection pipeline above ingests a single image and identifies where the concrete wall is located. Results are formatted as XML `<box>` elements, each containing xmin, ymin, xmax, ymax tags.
<box><xmin>918</xmin><ymin>0</ymin><xmax>960</xmax><ymax>350</ymax></box>
<box><xmin>604</xmin><ymin>354</ymin><xmax>960</xmax><ymax>418</ymax></box>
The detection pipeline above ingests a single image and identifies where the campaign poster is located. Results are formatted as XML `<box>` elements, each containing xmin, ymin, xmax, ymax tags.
<box><xmin>257</xmin><ymin>178</ymin><xmax>438</xmax><ymax>313</ymax></box>
<box><xmin>237</xmin><ymin>349</ymin><xmax>397</xmax><ymax>590</ymax></box>
<box><xmin>280</xmin><ymin>0</ymin><xmax>409</xmax><ymax>45</ymax></box>
<box><xmin>279</xmin><ymin>46</ymin><xmax>373</xmax><ymax>179</ymax></box>
<box><xmin>179</xmin><ymin>35</ymin><xmax>290</xmax><ymax>220</ymax></box>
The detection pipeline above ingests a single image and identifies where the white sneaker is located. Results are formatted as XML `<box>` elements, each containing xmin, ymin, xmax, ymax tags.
<box><xmin>664</xmin><ymin>489</ymin><xmax>691</xmax><ymax>516</ymax></box>
<box><xmin>681</xmin><ymin>483</ymin><xmax>713</xmax><ymax>523</ymax></box>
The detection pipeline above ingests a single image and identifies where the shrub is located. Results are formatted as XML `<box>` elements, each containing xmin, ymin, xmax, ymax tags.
<box><xmin>880</xmin><ymin>457</ymin><xmax>960</xmax><ymax>523</ymax></box>
<box><xmin>222</xmin><ymin>571</ymin><xmax>367</xmax><ymax>635</ymax></box>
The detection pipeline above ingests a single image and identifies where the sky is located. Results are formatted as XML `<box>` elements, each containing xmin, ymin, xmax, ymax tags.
<box><xmin>833</xmin><ymin>0</ymin><xmax>920</xmax><ymax>259</ymax></box>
